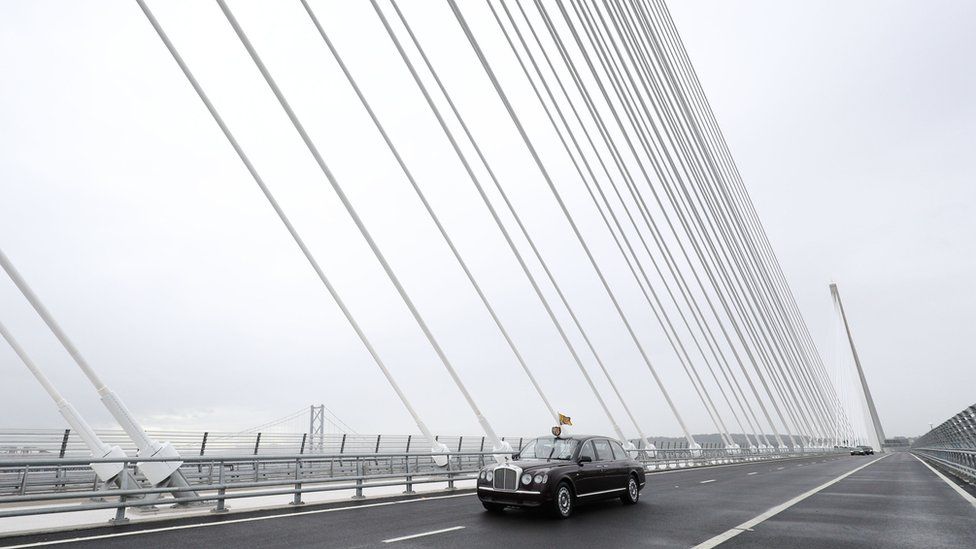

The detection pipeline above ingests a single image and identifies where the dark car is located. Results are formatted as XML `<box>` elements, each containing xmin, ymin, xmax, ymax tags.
<box><xmin>477</xmin><ymin>435</ymin><xmax>646</xmax><ymax>518</ymax></box>
<box><xmin>850</xmin><ymin>445</ymin><xmax>875</xmax><ymax>456</ymax></box>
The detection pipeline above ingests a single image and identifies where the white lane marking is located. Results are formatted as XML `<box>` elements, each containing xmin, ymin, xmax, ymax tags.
<box><xmin>911</xmin><ymin>453</ymin><xmax>976</xmax><ymax>508</ymax></box>
<box><xmin>692</xmin><ymin>454</ymin><xmax>888</xmax><ymax>549</ymax></box>
<box><xmin>646</xmin><ymin>454</ymin><xmax>830</xmax><ymax>476</ymax></box>
<box><xmin>700</xmin><ymin>479</ymin><xmax>716</xmax><ymax>484</ymax></box>
<box><xmin>1</xmin><ymin>493</ymin><xmax>476</xmax><ymax>548</ymax></box>
<box><xmin>776</xmin><ymin>467</ymin><xmax>785</xmax><ymax>470</ymax></box>
<box><xmin>382</xmin><ymin>526</ymin><xmax>465</xmax><ymax>543</ymax></box>
<box><xmin>747</xmin><ymin>472</ymin><xmax>758</xmax><ymax>476</ymax></box>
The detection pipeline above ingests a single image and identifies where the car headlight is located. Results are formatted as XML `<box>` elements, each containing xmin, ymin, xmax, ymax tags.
<box><xmin>486</xmin><ymin>470</ymin><xmax>493</xmax><ymax>482</ymax></box>
<box><xmin>521</xmin><ymin>473</ymin><xmax>532</xmax><ymax>485</ymax></box>
<box><xmin>479</xmin><ymin>470</ymin><xmax>486</xmax><ymax>480</ymax></box>
<box><xmin>533</xmin><ymin>474</ymin><xmax>544</xmax><ymax>484</ymax></box>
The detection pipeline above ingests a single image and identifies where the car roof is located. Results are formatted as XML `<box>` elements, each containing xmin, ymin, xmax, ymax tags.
<box><xmin>556</xmin><ymin>435</ymin><xmax>613</xmax><ymax>441</ymax></box>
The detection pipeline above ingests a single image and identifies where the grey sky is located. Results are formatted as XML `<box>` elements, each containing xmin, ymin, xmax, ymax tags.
<box><xmin>1</xmin><ymin>0</ymin><xmax>972</xmax><ymax>439</ymax></box>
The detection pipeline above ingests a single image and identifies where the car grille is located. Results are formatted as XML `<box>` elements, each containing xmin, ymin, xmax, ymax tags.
<box><xmin>492</xmin><ymin>467</ymin><xmax>518</xmax><ymax>491</ymax></box>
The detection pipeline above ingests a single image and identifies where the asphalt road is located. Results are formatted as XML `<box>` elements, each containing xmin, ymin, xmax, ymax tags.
<box><xmin>3</xmin><ymin>452</ymin><xmax>973</xmax><ymax>548</ymax></box>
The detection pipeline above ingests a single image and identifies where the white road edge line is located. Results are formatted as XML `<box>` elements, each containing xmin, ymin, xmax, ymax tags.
<box><xmin>382</xmin><ymin>526</ymin><xmax>465</xmax><ymax>543</ymax></box>
<box><xmin>1</xmin><ymin>493</ymin><xmax>476</xmax><ymax>548</ymax></box>
<box><xmin>747</xmin><ymin>472</ymin><xmax>758</xmax><ymax>476</ymax></box>
<box><xmin>910</xmin><ymin>453</ymin><xmax>976</xmax><ymax>508</ymax></box>
<box><xmin>692</xmin><ymin>454</ymin><xmax>888</xmax><ymax>549</ymax></box>
<box><xmin>700</xmin><ymin>479</ymin><xmax>716</xmax><ymax>484</ymax></box>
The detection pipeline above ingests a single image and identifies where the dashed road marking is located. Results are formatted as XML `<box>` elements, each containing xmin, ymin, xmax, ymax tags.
<box><xmin>692</xmin><ymin>454</ymin><xmax>887</xmax><ymax>548</ymax></box>
<box><xmin>383</xmin><ymin>526</ymin><xmax>465</xmax><ymax>543</ymax></box>
<box><xmin>700</xmin><ymin>479</ymin><xmax>716</xmax><ymax>484</ymax></box>
<box><xmin>747</xmin><ymin>472</ymin><xmax>758</xmax><ymax>476</ymax></box>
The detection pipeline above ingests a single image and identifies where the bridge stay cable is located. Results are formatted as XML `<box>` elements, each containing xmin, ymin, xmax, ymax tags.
<box><xmin>375</xmin><ymin>0</ymin><xmax>639</xmax><ymax>446</ymax></box>
<box><xmin>548</xmin><ymin>0</ymin><xmax>791</xmax><ymax>447</ymax></box>
<box><xmin>508</xmin><ymin>0</ymin><xmax>771</xmax><ymax>449</ymax></box>
<box><xmin>447</xmin><ymin>0</ymin><xmax>701</xmax><ymax>448</ymax></box>
<box><xmin>584</xmin><ymin>0</ymin><xmax>827</xmax><ymax>445</ymax></box>
<box><xmin>297</xmin><ymin>0</ymin><xmax>559</xmax><ymax>425</ymax></box>
<box><xmin>134</xmin><ymin>0</ymin><xmax>451</xmax><ymax>463</ymax></box>
<box><xmin>0</xmin><ymin>317</ymin><xmax>127</xmax><ymax>482</ymax></box>
<box><xmin>631</xmin><ymin>0</ymin><xmax>843</xmax><ymax>443</ymax></box>
<box><xmin>519</xmin><ymin>0</ymin><xmax>768</xmax><ymax>449</ymax></box>
<box><xmin>213</xmin><ymin>0</ymin><xmax>517</xmax><ymax>457</ymax></box>
<box><xmin>487</xmin><ymin>0</ymin><xmax>736</xmax><ymax>447</ymax></box>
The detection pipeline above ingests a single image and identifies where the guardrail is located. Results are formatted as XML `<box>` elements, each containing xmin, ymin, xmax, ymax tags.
<box><xmin>912</xmin><ymin>403</ymin><xmax>976</xmax><ymax>484</ymax></box>
<box><xmin>0</xmin><ymin>447</ymin><xmax>839</xmax><ymax>524</ymax></box>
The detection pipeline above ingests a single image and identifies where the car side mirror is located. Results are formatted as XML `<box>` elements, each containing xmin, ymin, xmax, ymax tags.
<box><xmin>512</xmin><ymin>453</ymin><xmax>520</xmax><ymax>461</ymax></box>
<box><xmin>578</xmin><ymin>455</ymin><xmax>592</xmax><ymax>464</ymax></box>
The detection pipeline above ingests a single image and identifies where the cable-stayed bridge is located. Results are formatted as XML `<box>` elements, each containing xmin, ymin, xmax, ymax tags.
<box><xmin>0</xmin><ymin>0</ymin><xmax>973</xmax><ymax>547</ymax></box>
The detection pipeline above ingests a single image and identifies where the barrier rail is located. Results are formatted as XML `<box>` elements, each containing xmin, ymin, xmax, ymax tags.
<box><xmin>0</xmin><ymin>447</ymin><xmax>838</xmax><ymax>524</ymax></box>
<box><xmin>912</xmin><ymin>403</ymin><xmax>976</xmax><ymax>484</ymax></box>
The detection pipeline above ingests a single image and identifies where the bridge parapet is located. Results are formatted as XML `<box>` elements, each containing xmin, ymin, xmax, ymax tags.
<box><xmin>0</xmin><ymin>444</ymin><xmax>842</xmax><ymax>525</ymax></box>
<box><xmin>912</xmin><ymin>403</ymin><xmax>976</xmax><ymax>484</ymax></box>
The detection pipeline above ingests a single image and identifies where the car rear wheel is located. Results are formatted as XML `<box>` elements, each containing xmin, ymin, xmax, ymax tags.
<box><xmin>621</xmin><ymin>475</ymin><xmax>640</xmax><ymax>505</ymax></box>
<box><xmin>482</xmin><ymin>502</ymin><xmax>505</xmax><ymax>513</ymax></box>
<box><xmin>551</xmin><ymin>482</ymin><xmax>574</xmax><ymax>519</ymax></box>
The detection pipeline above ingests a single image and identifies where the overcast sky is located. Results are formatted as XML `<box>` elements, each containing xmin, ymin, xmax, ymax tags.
<box><xmin>1</xmin><ymin>0</ymin><xmax>973</xmax><ymax>439</ymax></box>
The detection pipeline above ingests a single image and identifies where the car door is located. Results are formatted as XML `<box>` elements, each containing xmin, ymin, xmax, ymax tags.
<box><xmin>607</xmin><ymin>439</ymin><xmax>632</xmax><ymax>490</ymax></box>
<box><xmin>591</xmin><ymin>439</ymin><xmax>617</xmax><ymax>493</ymax></box>
<box><xmin>574</xmin><ymin>440</ymin><xmax>603</xmax><ymax>496</ymax></box>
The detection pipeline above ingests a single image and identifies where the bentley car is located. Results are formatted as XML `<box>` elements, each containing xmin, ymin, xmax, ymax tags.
<box><xmin>477</xmin><ymin>434</ymin><xmax>646</xmax><ymax>518</ymax></box>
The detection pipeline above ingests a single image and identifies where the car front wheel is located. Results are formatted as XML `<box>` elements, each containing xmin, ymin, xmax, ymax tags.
<box><xmin>552</xmin><ymin>482</ymin><xmax>574</xmax><ymax>519</ymax></box>
<box><xmin>621</xmin><ymin>475</ymin><xmax>640</xmax><ymax>505</ymax></box>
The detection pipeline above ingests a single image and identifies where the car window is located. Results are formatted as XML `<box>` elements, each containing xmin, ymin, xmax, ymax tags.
<box><xmin>578</xmin><ymin>441</ymin><xmax>596</xmax><ymax>461</ymax></box>
<box><xmin>517</xmin><ymin>437</ymin><xmax>578</xmax><ymax>460</ymax></box>
<box><xmin>609</xmin><ymin>440</ymin><xmax>629</xmax><ymax>460</ymax></box>
<box><xmin>593</xmin><ymin>439</ymin><xmax>613</xmax><ymax>462</ymax></box>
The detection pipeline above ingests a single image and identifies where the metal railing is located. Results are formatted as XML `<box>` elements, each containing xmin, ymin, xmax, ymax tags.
<box><xmin>0</xmin><ymin>446</ymin><xmax>840</xmax><ymax>524</ymax></box>
<box><xmin>912</xmin><ymin>403</ymin><xmax>976</xmax><ymax>484</ymax></box>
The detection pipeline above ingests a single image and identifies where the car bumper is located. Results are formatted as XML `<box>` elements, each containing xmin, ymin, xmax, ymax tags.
<box><xmin>477</xmin><ymin>486</ymin><xmax>551</xmax><ymax>508</ymax></box>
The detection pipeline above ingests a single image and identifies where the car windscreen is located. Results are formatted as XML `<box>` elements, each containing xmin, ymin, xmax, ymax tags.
<box><xmin>518</xmin><ymin>437</ymin><xmax>579</xmax><ymax>461</ymax></box>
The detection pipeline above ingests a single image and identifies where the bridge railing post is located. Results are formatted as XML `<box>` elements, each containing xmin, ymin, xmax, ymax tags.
<box><xmin>446</xmin><ymin>453</ymin><xmax>455</xmax><ymax>491</ymax></box>
<box><xmin>352</xmin><ymin>457</ymin><xmax>364</xmax><ymax>500</ymax></box>
<box><xmin>290</xmin><ymin>457</ymin><xmax>304</xmax><ymax>506</ymax></box>
<box><xmin>403</xmin><ymin>455</ymin><xmax>415</xmax><ymax>494</ymax></box>
<box><xmin>212</xmin><ymin>461</ymin><xmax>229</xmax><ymax>513</ymax></box>
<box><xmin>110</xmin><ymin>461</ymin><xmax>129</xmax><ymax>525</ymax></box>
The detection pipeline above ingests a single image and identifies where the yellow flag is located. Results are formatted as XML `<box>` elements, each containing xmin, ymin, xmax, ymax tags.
<box><xmin>558</xmin><ymin>413</ymin><xmax>572</xmax><ymax>426</ymax></box>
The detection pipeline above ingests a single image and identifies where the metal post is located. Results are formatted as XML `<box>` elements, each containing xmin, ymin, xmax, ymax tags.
<box><xmin>58</xmin><ymin>429</ymin><xmax>70</xmax><ymax>458</ymax></box>
<box><xmin>198</xmin><ymin>431</ymin><xmax>208</xmax><ymax>473</ymax></box>
<box><xmin>110</xmin><ymin>462</ymin><xmax>129</xmax><ymax>525</ymax></box>
<box><xmin>403</xmin><ymin>456</ymin><xmax>414</xmax><ymax>495</ymax></box>
<box><xmin>290</xmin><ymin>457</ymin><xmax>304</xmax><ymax>506</ymax></box>
<box><xmin>299</xmin><ymin>433</ymin><xmax>307</xmax><ymax>455</ymax></box>
<box><xmin>353</xmin><ymin>457</ymin><xmax>364</xmax><ymax>500</ymax></box>
<box><xmin>212</xmin><ymin>463</ymin><xmax>229</xmax><ymax>513</ymax></box>
<box><xmin>18</xmin><ymin>466</ymin><xmax>29</xmax><ymax>496</ymax></box>
<box><xmin>446</xmin><ymin>454</ymin><xmax>455</xmax><ymax>491</ymax></box>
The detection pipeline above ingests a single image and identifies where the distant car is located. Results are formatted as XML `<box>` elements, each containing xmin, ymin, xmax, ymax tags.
<box><xmin>477</xmin><ymin>435</ymin><xmax>646</xmax><ymax>518</ymax></box>
<box><xmin>850</xmin><ymin>445</ymin><xmax>875</xmax><ymax>455</ymax></box>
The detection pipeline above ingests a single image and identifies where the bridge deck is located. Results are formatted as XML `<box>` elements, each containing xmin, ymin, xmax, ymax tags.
<box><xmin>2</xmin><ymin>452</ymin><xmax>973</xmax><ymax>548</ymax></box>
